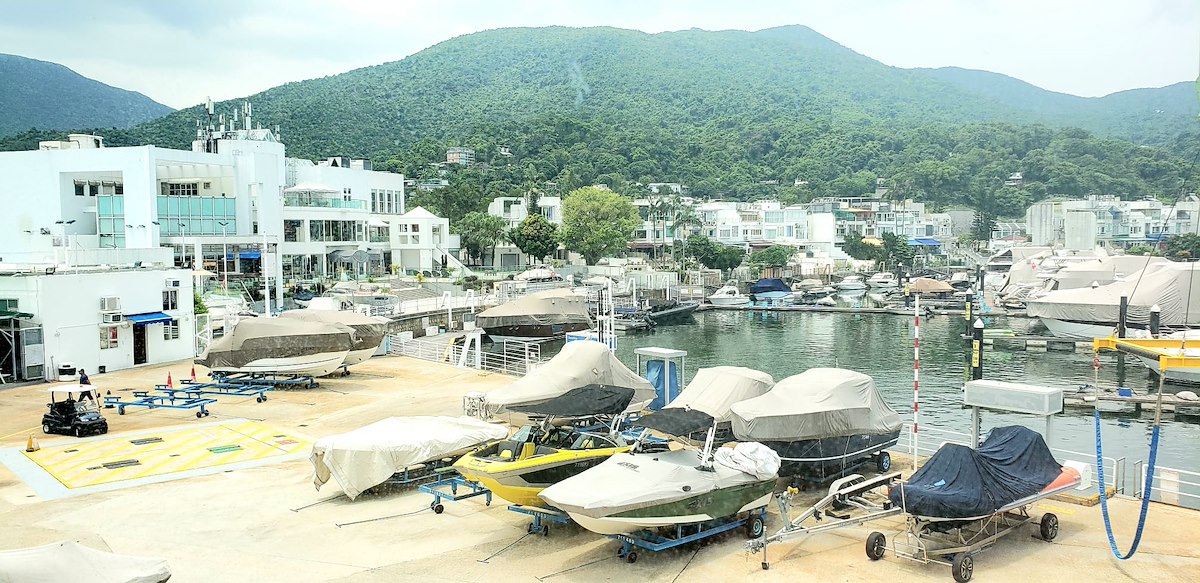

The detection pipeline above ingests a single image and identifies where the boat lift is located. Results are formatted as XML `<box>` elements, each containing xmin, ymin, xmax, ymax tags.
<box><xmin>612</xmin><ymin>506</ymin><xmax>768</xmax><ymax>564</ymax></box>
<box><xmin>207</xmin><ymin>371</ymin><xmax>319</xmax><ymax>390</ymax></box>
<box><xmin>103</xmin><ymin>390</ymin><xmax>216</xmax><ymax>418</ymax></box>
<box><xmin>749</xmin><ymin>472</ymin><xmax>902</xmax><ymax>570</ymax></box>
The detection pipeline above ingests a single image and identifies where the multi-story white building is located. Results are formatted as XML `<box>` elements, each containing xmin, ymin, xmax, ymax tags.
<box><xmin>481</xmin><ymin>196</ymin><xmax>565</xmax><ymax>268</ymax></box>
<box><xmin>1026</xmin><ymin>195</ymin><xmax>1199</xmax><ymax>250</ymax></box>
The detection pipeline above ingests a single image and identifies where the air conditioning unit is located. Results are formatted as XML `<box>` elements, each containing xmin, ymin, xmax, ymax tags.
<box><xmin>102</xmin><ymin>313</ymin><xmax>123</xmax><ymax>324</ymax></box>
<box><xmin>166</xmin><ymin>279</ymin><xmax>181</xmax><ymax>288</ymax></box>
<box><xmin>100</xmin><ymin>297</ymin><xmax>121</xmax><ymax>311</ymax></box>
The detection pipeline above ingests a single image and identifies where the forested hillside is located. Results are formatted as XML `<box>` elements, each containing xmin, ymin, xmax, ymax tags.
<box><xmin>0</xmin><ymin>54</ymin><xmax>173</xmax><ymax>136</ymax></box>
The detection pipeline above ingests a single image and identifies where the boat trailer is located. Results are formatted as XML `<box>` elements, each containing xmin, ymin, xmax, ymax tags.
<box><xmin>508</xmin><ymin>505</ymin><xmax>572</xmax><ymax>536</ymax></box>
<box><xmin>749</xmin><ymin>472</ymin><xmax>902</xmax><ymax>570</ymax></box>
<box><xmin>103</xmin><ymin>390</ymin><xmax>217</xmax><ymax>418</ymax></box>
<box><xmin>166</xmin><ymin>380</ymin><xmax>273</xmax><ymax>402</ymax></box>
<box><xmin>613</xmin><ymin>506</ymin><xmax>767</xmax><ymax>564</ymax></box>
<box><xmin>207</xmin><ymin>371</ymin><xmax>319</xmax><ymax>390</ymax></box>
<box><xmin>418</xmin><ymin>476</ymin><xmax>492</xmax><ymax>514</ymax></box>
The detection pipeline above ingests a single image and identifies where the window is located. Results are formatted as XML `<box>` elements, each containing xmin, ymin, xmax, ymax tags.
<box><xmin>284</xmin><ymin>220</ymin><xmax>301</xmax><ymax>242</ymax></box>
<box><xmin>74</xmin><ymin>183</ymin><xmax>85</xmax><ymax>196</ymax></box>
<box><xmin>163</xmin><ymin>320</ymin><xmax>180</xmax><ymax>340</ymax></box>
<box><xmin>100</xmin><ymin>326</ymin><xmax>119</xmax><ymax>349</ymax></box>
<box><xmin>0</xmin><ymin>299</ymin><xmax>16</xmax><ymax>311</ymax></box>
<box><xmin>163</xmin><ymin>289</ymin><xmax>178</xmax><ymax>311</ymax></box>
<box><xmin>203</xmin><ymin>182</ymin><xmax>212</xmax><ymax>190</ymax></box>
<box><xmin>411</xmin><ymin>224</ymin><xmax>419</xmax><ymax>233</ymax></box>
<box><xmin>89</xmin><ymin>183</ymin><xmax>98</xmax><ymax>196</ymax></box>
<box><xmin>161</xmin><ymin>182</ymin><xmax>199</xmax><ymax>196</ymax></box>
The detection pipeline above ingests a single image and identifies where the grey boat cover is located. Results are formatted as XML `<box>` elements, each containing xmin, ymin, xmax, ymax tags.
<box><xmin>639</xmin><ymin>367</ymin><xmax>775</xmax><ymax>437</ymax></box>
<box><xmin>279</xmin><ymin>309</ymin><xmax>390</xmax><ymax>351</ymax></box>
<box><xmin>476</xmin><ymin>288</ymin><xmax>591</xmax><ymax>328</ymax></box>
<box><xmin>195</xmin><ymin>317</ymin><xmax>356</xmax><ymax>369</ymax></box>
<box><xmin>730</xmin><ymin>368</ymin><xmax>902</xmax><ymax>441</ymax></box>
<box><xmin>0</xmin><ymin>541</ymin><xmax>170</xmax><ymax>583</ymax></box>
<box><xmin>539</xmin><ymin>444</ymin><xmax>779</xmax><ymax>517</ymax></box>
<box><xmin>1027</xmin><ymin>260</ymin><xmax>1200</xmax><ymax>326</ymax></box>
<box><xmin>311</xmin><ymin>416</ymin><xmax>508</xmax><ymax>500</ymax></box>
<box><xmin>485</xmin><ymin>340</ymin><xmax>655</xmax><ymax>415</ymax></box>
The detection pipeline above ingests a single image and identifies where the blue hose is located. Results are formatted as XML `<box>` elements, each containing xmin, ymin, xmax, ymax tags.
<box><xmin>1094</xmin><ymin>408</ymin><xmax>1159</xmax><ymax>560</ymax></box>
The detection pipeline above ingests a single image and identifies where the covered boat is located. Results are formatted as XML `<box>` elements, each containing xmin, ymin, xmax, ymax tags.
<box><xmin>311</xmin><ymin>416</ymin><xmax>508</xmax><ymax>499</ymax></box>
<box><xmin>908</xmin><ymin>277</ymin><xmax>955</xmax><ymax>295</ymax></box>
<box><xmin>1026</xmin><ymin>260</ymin><xmax>1200</xmax><ymax>339</ymax></box>
<box><xmin>476</xmin><ymin>288</ymin><xmax>591</xmax><ymax>342</ymax></box>
<box><xmin>638</xmin><ymin>366</ymin><xmax>775</xmax><ymax>443</ymax></box>
<box><xmin>749</xmin><ymin>278</ymin><xmax>793</xmax><ymax>301</ymax></box>
<box><xmin>0</xmin><ymin>540</ymin><xmax>171</xmax><ymax>583</ymax></box>
<box><xmin>195</xmin><ymin>317</ymin><xmax>355</xmax><ymax>377</ymax></box>
<box><xmin>730</xmin><ymin>368</ymin><xmax>902</xmax><ymax>478</ymax></box>
<box><xmin>279</xmin><ymin>309</ymin><xmax>390</xmax><ymax>366</ymax></box>
<box><xmin>539</xmin><ymin>442</ymin><xmax>780</xmax><ymax>535</ymax></box>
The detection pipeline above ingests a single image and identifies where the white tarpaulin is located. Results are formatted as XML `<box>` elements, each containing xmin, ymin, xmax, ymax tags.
<box><xmin>311</xmin><ymin>416</ymin><xmax>508</xmax><ymax>499</ymax></box>
<box><xmin>485</xmin><ymin>341</ymin><xmax>656</xmax><ymax>415</ymax></box>
<box><xmin>731</xmin><ymin>368</ymin><xmax>902</xmax><ymax>441</ymax></box>
<box><xmin>664</xmin><ymin>366</ymin><xmax>774</xmax><ymax>423</ymax></box>
<box><xmin>713</xmin><ymin>441</ymin><xmax>781</xmax><ymax>480</ymax></box>
<box><xmin>1027</xmin><ymin>260</ymin><xmax>1200</xmax><ymax>326</ymax></box>
<box><xmin>476</xmin><ymin>288</ymin><xmax>589</xmax><ymax>328</ymax></box>
<box><xmin>0</xmin><ymin>541</ymin><xmax>170</xmax><ymax>583</ymax></box>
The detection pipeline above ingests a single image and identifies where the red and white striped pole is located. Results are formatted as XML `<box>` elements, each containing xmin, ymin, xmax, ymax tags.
<box><xmin>913</xmin><ymin>293</ymin><xmax>920</xmax><ymax>470</ymax></box>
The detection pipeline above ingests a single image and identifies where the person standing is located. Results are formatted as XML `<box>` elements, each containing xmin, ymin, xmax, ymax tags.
<box><xmin>78</xmin><ymin>369</ymin><xmax>90</xmax><ymax>385</ymax></box>
<box><xmin>903</xmin><ymin>282</ymin><xmax>912</xmax><ymax>308</ymax></box>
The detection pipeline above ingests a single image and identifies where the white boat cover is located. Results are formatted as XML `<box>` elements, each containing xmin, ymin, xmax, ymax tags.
<box><xmin>664</xmin><ymin>367</ymin><xmax>775</xmax><ymax>423</ymax></box>
<box><xmin>1048</xmin><ymin>256</ymin><xmax>1168</xmax><ymax>291</ymax></box>
<box><xmin>0</xmin><ymin>541</ymin><xmax>170</xmax><ymax>583</ymax></box>
<box><xmin>538</xmin><ymin>446</ymin><xmax>776</xmax><ymax>517</ymax></box>
<box><xmin>713</xmin><ymin>441</ymin><xmax>782</xmax><ymax>480</ymax></box>
<box><xmin>485</xmin><ymin>341</ymin><xmax>655</xmax><ymax>415</ymax></box>
<box><xmin>311</xmin><ymin>416</ymin><xmax>508</xmax><ymax>500</ymax></box>
<box><xmin>730</xmin><ymin>368</ymin><xmax>902</xmax><ymax>441</ymax></box>
<box><xmin>1027</xmin><ymin>260</ymin><xmax>1200</xmax><ymax>326</ymax></box>
<box><xmin>908</xmin><ymin>278</ymin><xmax>954</xmax><ymax>294</ymax></box>
<box><xmin>195</xmin><ymin>317</ymin><xmax>356</xmax><ymax>369</ymax></box>
<box><xmin>515</xmin><ymin>266</ymin><xmax>561</xmax><ymax>281</ymax></box>
<box><xmin>475</xmin><ymin>288</ymin><xmax>590</xmax><ymax>327</ymax></box>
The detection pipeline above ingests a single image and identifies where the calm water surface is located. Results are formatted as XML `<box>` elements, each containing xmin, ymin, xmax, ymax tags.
<box><xmin>605</xmin><ymin>309</ymin><xmax>1200</xmax><ymax>490</ymax></box>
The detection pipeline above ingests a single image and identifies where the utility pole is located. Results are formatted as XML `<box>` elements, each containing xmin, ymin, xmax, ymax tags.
<box><xmin>218</xmin><ymin>221</ymin><xmax>230</xmax><ymax>290</ymax></box>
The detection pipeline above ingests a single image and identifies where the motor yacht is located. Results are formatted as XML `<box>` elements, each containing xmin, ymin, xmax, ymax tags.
<box><xmin>835</xmin><ymin>275</ymin><xmax>868</xmax><ymax>291</ymax></box>
<box><xmin>867</xmin><ymin>272</ymin><xmax>899</xmax><ymax>289</ymax></box>
<box><xmin>708</xmin><ymin>283</ymin><xmax>750</xmax><ymax>306</ymax></box>
<box><xmin>476</xmin><ymin>288</ymin><xmax>592</xmax><ymax>342</ymax></box>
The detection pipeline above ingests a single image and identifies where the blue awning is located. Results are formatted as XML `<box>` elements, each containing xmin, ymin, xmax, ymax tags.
<box><xmin>907</xmin><ymin>238</ymin><xmax>942</xmax><ymax>246</ymax></box>
<box><xmin>226</xmin><ymin>250</ymin><xmax>261</xmax><ymax>260</ymax></box>
<box><xmin>126</xmin><ymin>312</ymin><xmax>174</xmax><ymax>326</ymax></box>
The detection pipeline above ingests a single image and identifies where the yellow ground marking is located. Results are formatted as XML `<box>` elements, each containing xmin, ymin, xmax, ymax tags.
<box><xmin>21</xmin><ymin>421</ymin><xmax>310</xmax><ymax>489</ymax></box>
<box><xmin>0</xmin><ymin>426</ymin><xmax>43</xmax><ymax>441</ymax></box>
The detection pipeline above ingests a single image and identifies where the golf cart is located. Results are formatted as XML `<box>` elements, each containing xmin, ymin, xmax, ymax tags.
<box><xmin>42</xmin><ymin>385</ymin><xmax>108</xmax><ymax>437</ymax></box>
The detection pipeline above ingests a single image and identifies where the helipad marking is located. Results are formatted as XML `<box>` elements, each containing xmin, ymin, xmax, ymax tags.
<box><xmin>0</xmin><ymin>419</ymin><xmax>311</xmax><ymax>497</ymax></box>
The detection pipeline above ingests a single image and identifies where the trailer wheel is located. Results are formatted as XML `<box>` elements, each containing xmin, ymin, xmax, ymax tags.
<box><xmin>865</xmin><ymin>532</ymin><xmax>886</xmax><ymax>560</ymax></box>
<box><xmin>1039</xmin><ymin>513</ymin><xmax>1059</xmax><ymax>541</ymax></box>
<box><xmin>433</xmin><ymin>503</ymin><xmax>444</xmax><ymax>514</ymax></box>
<box><xmin>876</xmin><ymin>451</ymin><xmax>891</xmax><ymax>472</ymax></box>
<box><xmin>118</xmin><ymin>409</ymin><xmax>126</xmax><ymax>415</ymax></box>
<box><xmin>256</xmin><ymin>396</ymin><xmax>264</xmax><ymax>403</ymax></box>
<box><xmin>625</xmin><ymin>551</ymin><xmax>638</xmax><ymax>564</ymax></box>
<box><xmin>196</xmin><ymin>412</ymin><xmax>204</xmax><ymax>418</ymax></box>
<box><xmin>73</xmin><ymin>426</ymin><xmax>82</xmax><ymax>438</ymax></box>
<box><xmin>746</xmin><ymin>515</ymin><xmax>765</xmax><ymax>539</ymax></box>
<box><xmin>540</xmin><ymin>524</ymin><xmax>550</xmax><ymax>537</ymax></box>
<box><xmin>951</xmin><ymin>554</ymin><xmax>973</xmax><ymax>583</ymax></box>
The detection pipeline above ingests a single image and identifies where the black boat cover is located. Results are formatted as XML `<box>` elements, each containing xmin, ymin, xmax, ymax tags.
<box><xmin>637</xmin><ymin>408</ymin><xmax>716</xmax><ymax>437</ymax></box>
<box><xmin>890</xmin><ymin>426</ymin><xmax>1063</xmax><ymax>518</ymax></box>
<box><xmin>749</xmin><ymin>278</ymin><xmax>790</xmax><ymax>294</ymax></box>
<box><xmin>507</xmin><ymin>384</ymin><xmax>636</xmax><ymax>417</ymax></box>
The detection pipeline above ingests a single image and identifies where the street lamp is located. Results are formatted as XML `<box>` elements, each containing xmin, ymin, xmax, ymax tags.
<box><xmin>218</xmin><ymin>221</ymin><xmax>230</xmax><ymax>290</ymax></box>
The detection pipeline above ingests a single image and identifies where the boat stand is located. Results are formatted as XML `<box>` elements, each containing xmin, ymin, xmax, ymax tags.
<box><xmin>750</xmin><ymin>472</ymin><xmax>902</xmax><ymax>570</ymax></box>
<box><xmin>103</xmin><ymin>391</ymin><xmax>217</xmax><ymax>418</ymax></box>
<box><xmin>418</xmin><ymin>476</ymin><xmax>492</xmax><ymax>514</ymax></box>
<box><xmin>507</xmin><ymin>505</ymin><xmax>572</xmax><ymax>536</ymax></box>
<box><xmin>208</xmin><ymin>371</ymin><xmax>319</xmax><ymax>390</ymax></box>
<box><xmin>611</xmin><ymin>507</ymin><xmax>767</xmax><ymax>564</ymax></box>
<box><xmin>379</xmin><ymin>461</ymin><xmax>457</xmax><ymax>488</ymax></box>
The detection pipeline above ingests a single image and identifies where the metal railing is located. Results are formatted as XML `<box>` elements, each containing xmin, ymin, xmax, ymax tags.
<box><xmin>283</xmin><ymin>196</ymin><xmax>366</xmax><ymax>210</ymax></box>
<box><xmin>1134</xmin><ymin>462</ymin><xmax>1200</xmax><ymax>509</ymax></box>
<box><xmin>389</xmin><ymin>333</ymin><xmax>543</xmax><ymax>376</ymax></box>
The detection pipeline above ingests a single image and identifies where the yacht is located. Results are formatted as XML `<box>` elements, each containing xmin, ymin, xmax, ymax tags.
<box><xmin>708</xmin><ymin>283</ymin><xmax>750</xmax><ymax>306</ymax></box>
<box><xmin>835</xmin><ymin>275</ymin><xmax>868</xmax><ymax>291</ymax></box>
<box><xmin>749</xmin><ymin>278</ymin><xmax>793</xmax><ymax>303</ymax></box>
<box><xmin>866</xmin><ymin>272</ymin><xmax>899</xmax><ymax>289</ymax></box>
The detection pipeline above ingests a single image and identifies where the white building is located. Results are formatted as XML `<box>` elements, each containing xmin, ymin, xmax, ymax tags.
<box><xmin>1026</xmin><ymin>195</ymin><xmax>1199</xmax><ymax>250</ymax></box>
<box><xmin>482</xmin><ymin>196</ymin><xmax>565</xmax><ymax>269</ymax></box>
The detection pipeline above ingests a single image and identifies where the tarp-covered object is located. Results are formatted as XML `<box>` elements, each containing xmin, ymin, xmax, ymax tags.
<box><xmin>0</xmin><ymin>541</ymin><xmax>170</xmax><ymax>583</ymax></box>
<box><xmin>713</xmin><ymin>441</ymin><xmax>781</xmax><ymax>480</ymax></box>
<box><xmin>1027</xmin><ymin>260</ymin><xmax>1200</xmax><ymax>326</ymax></box>
<box><xmin>749</xmin><ymin>278</ymin><xmax>791</xmax><ymax>294</ymax></box>
<box><xmin>279</xmin><ymin>309</ymin><xmax>390</xmax><ymax>352</ymax></box>
<box><xmin>311</xmin><ymin>416</ymin><xmax>508</xmax><ymax>500</ymax></box>
<box><xmin>485</xmin><ymin>340</ymin><xmax>656</xmax><ymax>415</ymax></box>
<box><xmin>475</xmin><ymin>288</ymin><xmax>590</xmax><ymax>328</ymax></box>
<box><xmin>195</xmin><ymin>317</ymin><xmax>356</xmax><ymax>369</ymax></box>
<box><xmin>640</xmin><ymin>366</ymin><xmax>775</xmax><ymax>436</ymax></box>
<box><xmin>730</xmin><ymin>368</ymin><xmax>902</xmax><ymax>441</ymax></box>
<box><xmin>507</xmin><ymin>385</ymin><xmax>636</xmax><ymax>416</ymax></box>
<box><xmin>890</xmin><ymin>426</ymin><xmax>1063</xmax><ymax>518</ymax></box>
<box><xmin>908</xmin><ymin>278</ymin><xmax>954</xmax><ymax>294</ymax></box>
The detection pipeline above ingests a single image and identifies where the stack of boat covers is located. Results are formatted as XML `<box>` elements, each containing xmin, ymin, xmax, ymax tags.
<box><xmin>475</xmin><ymin>288</ymin><xmax>590</xmax><ymax>329</ymax></box>
<box><xmin>0</xmin><ymin>541</ymin><xmax>171</xmax><ymax>583</ymax></box>
<box><xmin>311</xmin><ymin>416</ymin><xmax>509</xmax><ymax>499</ymax></box>
<box><xmin>484</xmin><ymin>340</ymin><xmax>656</xmax><ymax>416</ymax></box>
<box><xmin>730</xmin><ymin>368</ymin><xmax>902</xmax><ymax>441</ymax></box>
<box><xmin>1027</xmin><ymin>260</ymin><xmax>1200</xmax><ymax>326</ymax></box>
<box><xmin>639</xmin><ymin>366</ymin><xmax>775</xmax><ymax>437</ymax></box>
<box><xmin>889</xmin><ymin>425</ymin><xmax>1063</xmax><ymax>518</ymax></box>
<box><xmin>279</xmin><ymin>309</ymin><xmax>390</xmax><ymax>353</ymax></box>
<box><xmin>195</xmin><ymin>317</ymin><xmax>356</xmax><ymax>369</ymax></box>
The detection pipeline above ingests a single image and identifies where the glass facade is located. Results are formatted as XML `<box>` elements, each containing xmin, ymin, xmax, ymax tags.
<box><xmin>97</xmin><ymin>193</ymin><xmax>126</xmax><ymax>248</ymax></box>
<box><xmin>308</xmin><ymin>220</ymin><xmax>365</xmax><ymax>242</ymax></box>
<box><xmin>156</xmin><ymin>196</ymin><xmax>237</xmax><ymax>235</ymax></box>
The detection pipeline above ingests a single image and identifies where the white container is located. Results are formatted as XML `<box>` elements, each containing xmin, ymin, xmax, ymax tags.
<box><xmin>963</xmin><ymin>379</ymin><xmax>1063</xmax><ymax>415</ymax></box>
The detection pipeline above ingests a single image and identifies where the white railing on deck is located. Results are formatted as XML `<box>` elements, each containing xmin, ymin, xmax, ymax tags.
<box><xmin>1135</xmin><ymin>462</ymin><xmax>1200</xmax><ymax>509</ymax></box>
<box><xmin>388</xmin><ymin>333</ymin><xmax>544</xmax><ymax>377</ymax></box>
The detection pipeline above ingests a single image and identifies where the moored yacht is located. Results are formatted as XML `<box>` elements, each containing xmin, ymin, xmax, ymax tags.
<box><xmin>867</xmin><ymin>272</ymin><xmax>899</xmax><ymax>289</ymax></box>
<box><xmin>708</xmin><ymin>283</ymin><xmax>750</xmax><ymax>306</ymax></box>
<box><xmin>835</xmin><ymin>275</ymin><xmax>868</xmax><ymax>291</ymax></box>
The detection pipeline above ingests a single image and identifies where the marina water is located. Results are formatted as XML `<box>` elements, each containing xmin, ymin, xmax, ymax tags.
<box><xmin>607</xmin><ymin>309</ymin><xmax>1200</xmax><ymax>504</ymax></box>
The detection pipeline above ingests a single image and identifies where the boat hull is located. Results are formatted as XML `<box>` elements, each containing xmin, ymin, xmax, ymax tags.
<box><xmin>709</xmin><ymin>296</ymin><xmax>750</xmax><ymax>306</ymax></box>
<box><xmin>564</xmin><ymin>482</ymin><xmax>775</xmax><ymax>535</ymax></box>
<box><xmin>1039</xmin><ymin>318</ymin><xmax>1125</xmax><ymax>340</ymax></box>
<box><xmin>1136</xmin><ymin>355</ymin><xmax>1200</xmax><ymax>384</ymax></box>
<box><xmin>764</xmin><ymin>431</ymin><xmax>900</xmax><ymax>479</ymax></box>
<box><xmin>836</xmin><ymin>282</ymin><xmax>867</xmax><ymax>290</ymax></box>
<box><xmin>340</xmin><ymin>347</ymin><xmax>379</xmax><ymax>367</ymax></box>
<box><xmin>483</xmin><ymin>322</ymin><xmax>591</xmax><ymax>343</ymax></box>
<box><xmin>647</xmin><ymin>302</ymin><xmax>699</xmax><ymax>324</ymax></box>
<box><xmin>453</xmin><ymin>446</ymin><xmax>629</xmax><ymax>507</ymax></box>
<box><xmin>209</xmin><ymin>350</ymin><xmax>350</xmax><ymax>377</ymax></box>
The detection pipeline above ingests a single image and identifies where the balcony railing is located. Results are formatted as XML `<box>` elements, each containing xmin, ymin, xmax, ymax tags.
<box><xmin>283</xmin><ymin>196</ymin><xmax>366</xmax><ymax>210</ymax></box>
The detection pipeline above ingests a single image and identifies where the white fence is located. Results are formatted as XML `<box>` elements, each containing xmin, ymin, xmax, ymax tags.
<box><xmin>388</xmin><ymin>332</ymin><xmax>544</xmax><ymax>377</ymax></box>
<box><xmin>1135</xmin><ymin>462</ymin><xmax>1200</xmax><ymax>509</ymax></box>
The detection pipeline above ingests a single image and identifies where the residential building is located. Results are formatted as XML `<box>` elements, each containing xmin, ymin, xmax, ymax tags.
<box><xmin>446</xmin><ymin>147</ymin><xmax>475</xmax><ymax>166</ymax></box>
<box><xmin>1025</xmin><ymin>195</ymin><xmax>1199</xmax><ymax>250</ymax></box>
<box><xmin>481</xmin><ymin>196</ymin><xmax>565</xmax><ymax>269</ymax></box>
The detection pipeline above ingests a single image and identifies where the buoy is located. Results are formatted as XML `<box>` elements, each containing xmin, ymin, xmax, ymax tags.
<box><xmin>166</xmin><ymin>371</ymin><xmax>174</xmax><ymax>389</ymax></box>
<box><xmin>25</xmin><ymin>434</ymin><xmax>39</xmax><ymax>452</ymax></box>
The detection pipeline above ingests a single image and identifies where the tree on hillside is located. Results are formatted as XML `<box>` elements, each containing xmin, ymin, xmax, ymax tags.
<box><xmin>508</xmin><ymin>214</ymin><xmax>559</xmax><ymax>264</ymax></box>
<box><xmin>455</xmin><ymin>212</ymin><xmax>508</xmax><ymax>265</ymax></box>
<box><xmin>749</xmin><ymin>245</ymin><xmax>794</xmax><ymax>269</ymax></box>
<box><xmin>710</xmin><ymin>245</ymin><xmax>747</xmax><ymax>273</ymax></box>
<box><xmin>560</xmin><ymin>187</ymin><xmax>640</xmax><ymax>265</ymax></box>
<box><xmin>879</xmin><ymin>232</ymin><xmax>915</xmax><ymax>271</ymax></box>
<box><xmin>841</xmin><ymin>231</ymin><xmax>881</xmax><ymax>262</ymax></box>
<box><xmin>1165</xmin><ymin>234</ymin><xmax>1200</xmax><ymax>259</ymax></box>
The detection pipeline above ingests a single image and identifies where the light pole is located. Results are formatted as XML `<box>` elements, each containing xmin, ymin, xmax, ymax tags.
<box><xmin>218</xmin><ymin>221</ymin><xmax>230</xmax><ymax>290</ymax></box>
<box><xmin>178</xmin><ymin>222</ymin><xmax>188</xmax><ymax>268</ymax></box>
<box><xmin>54</xmin><ymin>219</ymin><xmax>76</xmax><ymax>266</ymax></box>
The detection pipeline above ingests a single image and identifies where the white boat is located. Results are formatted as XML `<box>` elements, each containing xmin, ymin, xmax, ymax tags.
<box><xmin>867</xmin><ymin>272</ymin><xmax>899</xmax><ymax>289</ymax></box>
<box><xmin>708</xmin><ymin>283</ymin><xmax>750</xmax><ymax>306</ymax></box>
<box><xmin>196</xmin><ymin>318</ymin><xmax>355</xmax><ymax>377</ymax></box>
<box><xmin>835</xmin><ymin>275</ymin><xmax>868</xmax><ymax>291</ymax></box>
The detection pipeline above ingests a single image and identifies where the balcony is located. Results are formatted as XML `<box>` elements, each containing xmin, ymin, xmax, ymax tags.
<box><xmin>284</xmin><ymin>195</ymin><xmax>365</xmax><ymax>210</ymax></box>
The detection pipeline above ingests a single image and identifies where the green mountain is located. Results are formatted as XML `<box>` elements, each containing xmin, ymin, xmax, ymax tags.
<box><xmin>125</xmin><ymin>25</ymin><xmax>1195</xmax><ymax>159</ymax></box>
<box><xmin>0</xmin><ymin>53</ymin><xmax>173</xmax><ymax>136</ymax></box>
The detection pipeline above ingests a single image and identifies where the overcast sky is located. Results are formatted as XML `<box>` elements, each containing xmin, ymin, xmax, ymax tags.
<box><xmin>2</xmin><ymin>0</ymin><xmax>1196</xmax><ymax>109</ymax></box>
